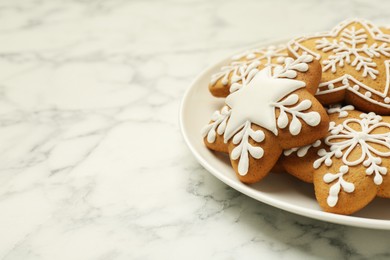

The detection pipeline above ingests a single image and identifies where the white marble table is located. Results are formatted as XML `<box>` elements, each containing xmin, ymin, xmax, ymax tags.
<box><xmin>1</xmin><ymin>0</ymin><xmax>390</xmax><ymax>259</ymax></box>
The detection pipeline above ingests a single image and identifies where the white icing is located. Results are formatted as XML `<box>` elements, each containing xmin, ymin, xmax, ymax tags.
<box><xmin>272</xmin><ymin>94</ymin><xmax>321</xmax><ymax>136</ymax></box>
<box><xmin>316</xmin><ymin>26</ymin><xmax>390</xmax><ymax>79</ymax></box>
<box><xmin>288</xmin><ymin>18</ymin><xmax>390</xmax><ymax>108</ymax></box>
<box><xmin>210</xmin><ymin>60</ymin><xmax>260</xmax><ymax>88</ymax></box>
<box><xmin>201</xmin><ymin>106</ymin><xmax>231</xmax><ymax>143</ymax></box>
<box><xmin>210</xmin><ymin>45</ymin><xmax>287</xmax><ymax>93</ymax></box>
<box><xmin>323</xmin><ymin>165</ymin><xmax>355</xmax><ymax>207</ymax></box>
<box><xmin>230</xmin><ymin>121</ymin><xmax>265</xmax><ymax>175</ymax></box>
<box><xmin>284</xmin><ymin>140</ymin><xmax>321</xmax><ymax>157</ymax></box>
<box><xmin>224</xmin><ymin>55</ymin><xmax>317</xmax><ymax>141</ymax></box>
<box><xmin>229</xmin><ymin>62</ymin><xmax>260</xmax><ymax>93</ymax></box>
<box><xmin>224</xmin><ymin>67</ymin><xmax>305</xmax><ymax>140</ymax></box>
<box><xmin>232</xmin><ymin>45</ymin><xmax>287</xmax><ymax>64</ymax></box>
<box><xmin>211</xmin><ymin>60</ymin><xmax>261</xmax><ymax>94</ymax></box>
<box><xmin>276</xmin><ymin>56</ymin><xmax>285</xmax><ymax>64</ymax></box>
<box><xmin>314</xmin><ymin>112</ymin><xmax>390</xmax><ymax>185</ymax></box>
<box><xmin>327</xmin><ymin>104</ymin><xmax>355</xmax><ymax>118</ymax></box>
<box><xmin>204</xmin><ymin>54</ymin><xmax>320</xmax><ymax>176</ymax></box>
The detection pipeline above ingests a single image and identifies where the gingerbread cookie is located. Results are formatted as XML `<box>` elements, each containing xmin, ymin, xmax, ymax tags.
<box><xmin>202</xmin><ymin>54</ymin><xmax>329</xmax><ymax>184</ymax></box>
<box><xmin>282</xmin><ymin>106</ymin><xmax>390</xmax><ymax>215</ymax></box>
<box><xmin>288</xmin><ymin>18</ymin><xmax>390</xmax><ymax>115</ymax></box>
<box><xmin>282</xmin><ymin>104</ymin><xmax>355</xmax><ymax>183</ymax></box>
<box><xmin>209</xmin><ymin>45</ymin><xmax>288</xmax><ymax>97</ymax></box>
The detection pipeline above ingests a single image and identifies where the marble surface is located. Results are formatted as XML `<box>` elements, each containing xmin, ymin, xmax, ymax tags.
<box><xmin>2</xmin><ymin>0</ymin><xmax>390</xmax><ymax>259</ymax></box>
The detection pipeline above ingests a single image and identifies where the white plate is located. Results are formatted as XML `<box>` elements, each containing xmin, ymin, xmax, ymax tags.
<box><xmin>179</xmin><ymin>40</ymin><xmax>390</xmax><ymax>230</ymax></box>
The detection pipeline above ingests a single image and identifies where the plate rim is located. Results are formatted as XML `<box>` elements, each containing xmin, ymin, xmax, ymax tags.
<box><xmin>179</xmin><ymin>39</ymin><xmax>390</xmax><ymax>230</ymax></box>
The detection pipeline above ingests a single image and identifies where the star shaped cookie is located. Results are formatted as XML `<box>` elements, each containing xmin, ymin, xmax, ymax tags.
<box><xmin>282</xmin><ymin>106</ymin><xmax>390</xmax><ymax>215</ymax></box>
<box><xmin>225</xmin><ymin>67</ymin><xmax>306</xmax><ymax>137</ymax></box>
<box><xmin>202</xmin><ymin>54</ymin><xmax>329</xmax><ymax>183</ymax></box>
<box><xmin>288</xmin><ymin>18</ymin><xmax>390</xmax><ymax>114</ymax></box>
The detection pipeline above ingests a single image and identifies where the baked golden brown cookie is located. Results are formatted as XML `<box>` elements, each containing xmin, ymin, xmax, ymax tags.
<box><xmin>202</xmin><ymin>54</ymin><xmax>329</xmax><ymax>184</ymax></box>
<box><xmin>288</xmin><ymin>18</ymin><xmax>390</xmax><ymax>115</ymax></box>
<box><xmin>270</xmin><ymin>159</ymin><xmax>285</xmax><ymax>174</ymax></box>
<box><xmin>282</xmin><ymin>106</ymin><xmax>390</xmax><ymax>215</ymax></box>
<box><xmin>282</xmin><ymin>104</ymin><xmax>355</xmax><ymax>183</ymax></box>
<box><xmin>209</xmin><ymin>45</ymin><xmax>288</xmax><ymax>97</ymax></box>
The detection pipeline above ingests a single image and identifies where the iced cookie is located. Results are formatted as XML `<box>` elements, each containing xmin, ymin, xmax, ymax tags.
<box><xmin>282</xmin><ymin>106</ymin><xmax>390</xmax><ymax>215</ymax></box>
<box><xmin>209</xmin><ymin>45</ymin><xmax>288</xmax><ymax>97</ymax></box>
<box><xmin>288</xmin><ymin>18</ymin><xmax>390</xmax><ymax>115</ymax></box>
<box><xmin>202</xmin><ymin>54</ymin><xmax>329</xmax><ymax>184</ymax></box>
<box><xmin>282</xmin><ymin>104</ymin><xmax>355</xmax><ymax>183</ymax></box>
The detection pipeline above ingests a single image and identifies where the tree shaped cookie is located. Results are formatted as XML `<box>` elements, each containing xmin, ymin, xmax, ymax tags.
<box><xmin>288</xmin><ymin>18</ymin><xmax>390</xmax><ymax>115</ymax></box>
<box><xmin>202</xmin><ymin>54</ymin><xmax>329</xmax><ymax>184</ymax></box>
<box><xmin>209</xmin><ymin>45</ymin><xmax>289</xmax><ymax>97</ymax></box>
<box><xmin>282</xmin><ymin>106</ymin><xmax>390</xmax><ymax>215</ymax></box>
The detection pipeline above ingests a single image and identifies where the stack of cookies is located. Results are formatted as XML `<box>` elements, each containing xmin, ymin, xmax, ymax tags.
<box><xmin>202</xmin><ymin>18</ymin><xmax>390</xmax><ymax>215</ymax></box>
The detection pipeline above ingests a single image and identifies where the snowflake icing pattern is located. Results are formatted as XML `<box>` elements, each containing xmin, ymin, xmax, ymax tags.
<box><xmin>314</xmin><ymin>112</ymin><xmax>390</xmax><ymax>185</ymax></box>
<box><xmin>316</xmin><ymin>26</ymin><xmax>390</xmax><ymax>79</ymax></box>
<box><xmin>210</xmin><ymin>46</ymin><xmax>287</xmax><ymax>93</ymax></box>
<box><xmin>323</xmin><ymin>165</ymin><xmax>355</xmax><ymax>207</ymax></box>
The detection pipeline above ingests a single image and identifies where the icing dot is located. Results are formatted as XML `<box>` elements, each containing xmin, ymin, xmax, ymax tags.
<box><xmin>328</xmin><ymin>83</ymin><xmax>334</xmax><ymax>90</ymax></box>
<box><xmin>276</xmin><ymin>57</ymin><xmax>285</xmax><ymax>64</ymax></box>
<box><xmin>385</xmin><ymin>97</ymin><xmax>390</xmax><ymax>104</ymax></box>
<box><xmin>222</xmin><ymin>78</ymin><xmax>229</xmax><ymax>85</ymax></box>
<box><xmin>353</xmin><ymin>85</ymin><xmax>359</xmax><ymax>91</ymax></box>
<box><xmin>365</xmin><ymin>91</ymin><xmax>372</xmax><ymax>98</ymax></box>
<box><xmin>293</xmin><ymin>46</ymin><xmax>299</xmax><ymax>51</ymax></box>
<box><xmin>246</xmin><ymin>53</ymin><xmax>256</xmax><ymax>59</ymax></box>
<box><xmin>342</xmin><ymin>78</ymin><xmax>349</xmax><ymax>85</ymax></box>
